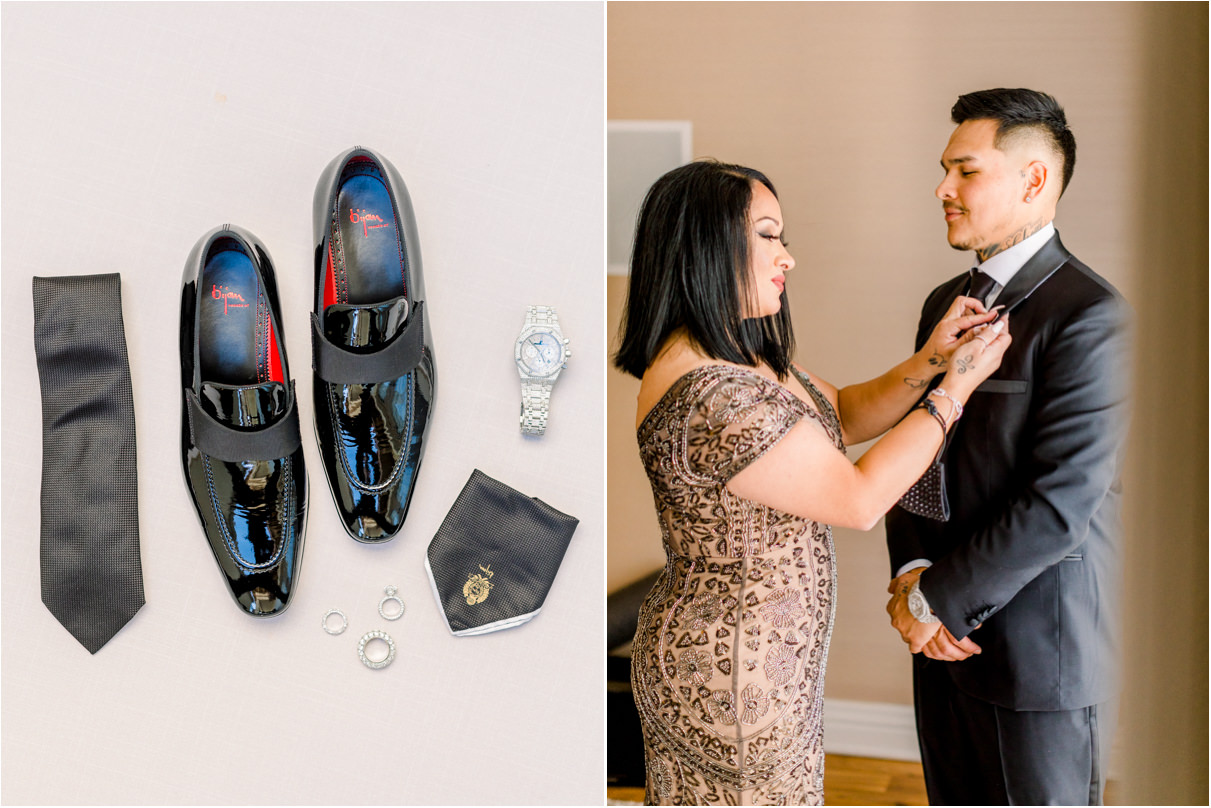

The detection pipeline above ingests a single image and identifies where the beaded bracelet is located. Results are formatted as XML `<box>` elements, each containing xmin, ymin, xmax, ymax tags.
<box><xmin>929</xmin><ymin>387</ymin><xmax>964</xmax><ymax>429</ymax></box>
<box><xmin>919</xmin><ymin>398</ymin><xmax>948</xmax><ymax>436</ymax></box>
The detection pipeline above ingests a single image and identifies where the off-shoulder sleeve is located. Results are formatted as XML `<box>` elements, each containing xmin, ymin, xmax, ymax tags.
<box><xmin>683</xmin><ymin>374</ymin><xmax>805</xmax><ymax>483</ymax></box>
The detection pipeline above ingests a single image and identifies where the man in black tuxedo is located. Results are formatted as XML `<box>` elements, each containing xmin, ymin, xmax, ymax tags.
<box><xmin>884</xmin><ymin>88</ymin><xmax>1131</xmax><ymax>805</ymax></box>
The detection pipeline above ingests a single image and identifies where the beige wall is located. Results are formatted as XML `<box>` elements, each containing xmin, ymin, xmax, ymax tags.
<box><xmin>607</xmin><ymin>2</ymin><xmax>1207</xmax><ymax>803</ymax></box>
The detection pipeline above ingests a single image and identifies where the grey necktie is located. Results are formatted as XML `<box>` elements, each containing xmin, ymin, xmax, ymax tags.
<box><xmin>32</xmin><ymin>274</ymin><xmax>145</xmax><ymax>653</ymax></box>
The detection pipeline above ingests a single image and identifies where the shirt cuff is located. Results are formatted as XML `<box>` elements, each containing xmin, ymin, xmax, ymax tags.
<box><xmin>896</xmin><ymin>559</ymin><xmax>932</xmax><ymax>579</ymax></box>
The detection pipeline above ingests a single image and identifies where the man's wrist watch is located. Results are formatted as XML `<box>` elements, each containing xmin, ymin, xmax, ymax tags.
<box><xmin>907</xmin><ymin>579</ymin><xmax>940</xmax><ymax>624</ymax></box>
<box><xmin>515</xmin><ymin>305</ymin><xmax>570</xmax><ymax>436</ymax></box>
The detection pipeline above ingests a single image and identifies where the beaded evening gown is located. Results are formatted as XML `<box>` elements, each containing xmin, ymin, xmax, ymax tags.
<box><xmin>632</xmin><ymin>364</ymin><xmax>846</xmax><ymax>806</ymax></box>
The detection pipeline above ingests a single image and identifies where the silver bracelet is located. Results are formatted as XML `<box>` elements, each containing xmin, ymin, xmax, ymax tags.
<box><xmin>929</xmin><ymin>387</ymin><xmax>963</xmax><ymax>428</ymax></box>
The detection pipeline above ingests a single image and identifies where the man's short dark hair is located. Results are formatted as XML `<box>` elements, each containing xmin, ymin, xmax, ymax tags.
<box><xmin>952</xmin><ymin>88</ymin><xmax>1077</xmax><ymax>195</ymax></box>
<box><xmin>613</xmin><ymin>159</ymin><xmax>795</xmax><ymax>380</ymax></box>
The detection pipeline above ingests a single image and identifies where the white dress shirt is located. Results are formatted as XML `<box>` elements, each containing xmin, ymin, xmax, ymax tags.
<box><xmin>894</xmin><ymin>222</ymin><xmax>1056</xmax><ymax>580</ymax></box>
<box><xmin>967</xmin><ymin>221</ymin><xmax>1056</xmax><ymax>306</ymax></box>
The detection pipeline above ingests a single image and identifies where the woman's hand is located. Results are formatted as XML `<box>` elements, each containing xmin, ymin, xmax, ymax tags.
<box><xmin>919</xmin><ymin>296</ymin><xmax>1002</xmax><ymax>373</ymax></box>
<box><xmin>940</xmin><ymin>313</ymin><xmax>1012</xmax><ymax>400</ymax></box>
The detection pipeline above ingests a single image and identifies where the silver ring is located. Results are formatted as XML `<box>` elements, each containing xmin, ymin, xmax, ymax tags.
<box><xmin>321</xmin><ymin>608</ymin><xmax>347</xmax><ymax>636</ymax></box>
<box><xmin>358</xmin><ymin>630</ymin><xmax>396</xmax><ymax>670</ymax></box>
<box><xmin>975</xmin><ymin>334</ymin><xmax>992</xmax><ymax>348</ymax></box>
<box><xmin>378</xmin><ymin>585</ymin><xmax>405</xmax><ymax>621</ymax></box>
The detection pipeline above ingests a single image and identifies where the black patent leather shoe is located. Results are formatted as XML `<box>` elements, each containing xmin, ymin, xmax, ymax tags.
<box><xmin>311</xmin><ymin>146</ymin><xmax>436</xmax><ymax>543</ymax></box>
<box><xmin>180</xmin><ymin>224</ymin><xmax>308</xmax><ymax>616</ymax></box>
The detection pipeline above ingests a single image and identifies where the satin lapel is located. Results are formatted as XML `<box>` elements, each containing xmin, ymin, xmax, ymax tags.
<box><xmin>921</xmin><ymin>232</ymin><xmax>1071</xmax><ymax>345</ymax></box>
<box><xmin>990</xmin><ymin>232</ymin><xmax>1072</xmax><ymax>314</ymax></box>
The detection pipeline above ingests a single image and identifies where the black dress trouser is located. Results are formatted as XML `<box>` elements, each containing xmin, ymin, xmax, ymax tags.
<box><xmin>913</xmin><ymin>655</ymin><xmax>1116</xmax><ymax>806</ymax></box>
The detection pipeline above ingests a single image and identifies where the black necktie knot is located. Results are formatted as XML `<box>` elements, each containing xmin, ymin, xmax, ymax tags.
<box><xmin>967</xmin><ymin>269</ymin><xmax>998</xmax><ymax>305</ymax></box>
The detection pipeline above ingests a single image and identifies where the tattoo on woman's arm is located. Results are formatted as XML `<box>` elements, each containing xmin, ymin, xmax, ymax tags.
<box><xmin>904</xmin><ymin>377</ymin><xmax>928</xmax><ymax>390</ymax></box>
<box><xmin>955</xmin><ymin>354</ymin><xmax>974</xmax><ymax>374</ymax></box>
<box><xmin>928</xmin><ymin>350</ymin><xmax>947</xmax><ymax>368</ymax></box>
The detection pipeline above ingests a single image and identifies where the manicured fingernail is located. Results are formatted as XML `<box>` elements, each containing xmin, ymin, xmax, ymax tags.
<box><xmin>991</xmin><ymin>321</ymin><xmax>1005</xmax><ymax>334</ymax></box>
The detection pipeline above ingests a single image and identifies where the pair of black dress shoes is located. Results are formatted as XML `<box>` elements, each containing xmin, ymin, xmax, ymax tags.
<box><xmin>180</xmin><ymin>146</ymin><xmax>436</xmax><ymax>617</ymax></box>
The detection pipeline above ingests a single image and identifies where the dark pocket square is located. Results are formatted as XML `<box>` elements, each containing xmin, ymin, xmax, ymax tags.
<box><xmin>425</xmin><ymin>469</ymin><xmax>579</xmax><ymax>636</ymax></box>
<box><xmin>897</xmin><ymin>429</ymin><xmax>951</xmax><ymax>522</ymax></box>
<box><xmin>897</xmin><ymin>459</ymin><xmax>950</xmax><ymax>521</ymax></box>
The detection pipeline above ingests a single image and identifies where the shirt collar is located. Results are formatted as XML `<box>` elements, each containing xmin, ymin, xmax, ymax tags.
<box><xmin>971</xmin><ymin>221</ymin><xmax>1056</xmax><ymax>288</ymax></box>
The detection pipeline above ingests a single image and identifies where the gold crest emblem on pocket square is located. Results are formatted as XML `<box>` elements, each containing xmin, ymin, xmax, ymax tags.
<box><xmin>463</xmin><ymin>564</ymin><xmax>495</xmax><ymax>605</ymax></box>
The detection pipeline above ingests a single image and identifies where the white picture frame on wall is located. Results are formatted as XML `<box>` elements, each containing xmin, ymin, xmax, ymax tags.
<box><xmin>607</xmin><ymin>120</ymin><xmax>692</xmax><ymax>275</ymax></box>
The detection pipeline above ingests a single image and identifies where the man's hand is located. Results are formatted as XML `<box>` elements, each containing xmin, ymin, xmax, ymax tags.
<box><xmin>886</xmin><ymin>567</ymin><xmax>942</xmax><ymax>653</ymax></box>
<box><xmin>922</xmin><ymin>625</ymin><xmax>982</xmax><ymax>661</ymax></box>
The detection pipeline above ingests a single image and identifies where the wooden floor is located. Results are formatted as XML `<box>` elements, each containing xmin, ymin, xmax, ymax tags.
<box><xmin>607</xmin><ymin>753</ymin><xmax>928</xmax><ymax>805</ymax></box>
<box><xmin>608</xmin><ymin>753</ymin><xmax>1120</xmax><ymax>805</ymax></box>
<box><xmin>820</xmin><ymin>754</ymin><xmax>929</xmax><ymax>806</ymax></box>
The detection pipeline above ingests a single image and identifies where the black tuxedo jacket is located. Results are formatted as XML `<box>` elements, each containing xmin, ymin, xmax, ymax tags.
<box><xmin>886</xmin><ymin>232</ymin><xmax>1131</xmax><ymax>711</ymax></box>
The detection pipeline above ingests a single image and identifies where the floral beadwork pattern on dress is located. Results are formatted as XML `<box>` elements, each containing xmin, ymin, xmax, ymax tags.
<box><xmin>683</xmin><ymin>591</ymin><xmax>724</xmax><ymax>630</ymax></box>
<box><xmin>676</xmin><ymin>649</ymin><xmax>714</xmax><ymax>686</ymax></box>
<box><xmin>759</xmin><ymin>587</ymin><xmax>807</xmax><ymax>629</ymax></box>
<box><xmin>739</xmin><ymin>684</ymin><xmax>771</xmax><ymax>725</ymax></box>
<box><xmin>631</xmin><ymin>365</ymin><xmax>846</xmax><ymax>806</ymax></box>
<box><xmin>763</xmin><ymin>641</ymin><xmax>800</xmax><ymax>687</ymax></box>
<box><xmin>707</xmin><ymin>689</ymin><xmax>738</xmax><ymax>725</ymax></box>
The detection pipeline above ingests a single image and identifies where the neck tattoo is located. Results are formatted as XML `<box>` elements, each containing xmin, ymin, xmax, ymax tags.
<box><xmin>976</xmin><ymin>218</ymin><xmax>1046</xmax><ymax>263</ymax></box>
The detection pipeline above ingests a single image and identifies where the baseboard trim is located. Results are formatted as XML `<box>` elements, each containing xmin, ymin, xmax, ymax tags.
<box><xmin>823</xmin><ymin>698</ymin><xmax>921</xmax><ymax>762</ymax></box>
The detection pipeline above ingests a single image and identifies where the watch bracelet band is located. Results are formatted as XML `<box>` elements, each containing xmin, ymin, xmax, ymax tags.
<box><xmin>520</xmin><ymin>380</ymin><xmax>553</xmax><ymax>435</ymax></box>
<box><xmin>519</xmin><ymin>305</ymin><xmax>561</xmax><ymax>436</ymax></box>
<box><xmin>526</xmin><ymin>304</ymin><xmax>559</xmax><ymax>330</ymax></box>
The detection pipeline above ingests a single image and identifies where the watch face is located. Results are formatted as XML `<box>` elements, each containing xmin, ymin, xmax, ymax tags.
<box><xmin>907</xmin><ymin>587</ymin><xmax>938</xmax><ymax>623</ymax></box>
<box><xmin>518</xmin><ymin>330</ymin><xmax>564</xmax><ymax>377</ymax></box>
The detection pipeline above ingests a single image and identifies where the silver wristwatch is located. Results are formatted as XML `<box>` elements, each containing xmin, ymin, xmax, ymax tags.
<box><xmin>907</xmin><ymin>579</ymin><xmax>940</xmax><ymax>624</ymax></box>
<box><xmin>515</xmin><ymin>305</ymin><xmax>570</xmax><ymax>436</ymax></box>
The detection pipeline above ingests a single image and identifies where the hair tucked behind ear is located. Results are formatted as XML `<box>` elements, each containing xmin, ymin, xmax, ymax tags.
<box><xmin>613</xmin><ymin>160</ymin><xmax>795</xmax><ymax>380</ymax></box>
